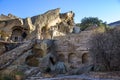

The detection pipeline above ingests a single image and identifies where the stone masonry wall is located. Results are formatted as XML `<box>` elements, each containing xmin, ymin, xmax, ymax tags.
<box><xmin>54</xmin><ymin>30</ymin><xmax>93</xmax><ymax>68</ymax></box>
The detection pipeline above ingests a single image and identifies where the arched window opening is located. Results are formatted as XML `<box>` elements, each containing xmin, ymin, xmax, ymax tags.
<box><xmin>68</xmin><ymin>53</ymin><xmax>77</xmax><ymax>63</ymax></box>
<box><xmin>82</xmin><ymin>53</ymin><xmax>89</xmax><ymax>64</ymax></box>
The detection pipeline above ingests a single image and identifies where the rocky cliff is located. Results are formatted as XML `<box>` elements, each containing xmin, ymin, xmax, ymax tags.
<box><xmin>0</xmin><ymin>8</ymin><xmax>74</xmax><ymax>42</ymax></box>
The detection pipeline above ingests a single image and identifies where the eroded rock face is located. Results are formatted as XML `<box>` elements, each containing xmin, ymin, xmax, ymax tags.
<box><xmin>0</xmin><ymin>8</ymin><xmax>75</xmax><ymax>42</ymax></box>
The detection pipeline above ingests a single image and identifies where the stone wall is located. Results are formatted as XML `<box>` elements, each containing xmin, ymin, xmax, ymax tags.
<box><xmin>54</xmin><ymin>30</ymin><xmax>93</xmax><ymax>68</ymax></box>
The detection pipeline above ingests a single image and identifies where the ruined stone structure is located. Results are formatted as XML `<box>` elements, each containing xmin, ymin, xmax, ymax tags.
<box><xmin>1</xmin><ymin>8</ymin><xmax>116</xmax><ymax>80</ymax></box>
<box><xmin>54</xmin><ymin>30</ymin><xmax>92</xmax><ymax>69</ymax></box>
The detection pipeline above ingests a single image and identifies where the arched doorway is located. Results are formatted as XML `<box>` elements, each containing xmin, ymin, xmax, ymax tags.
<box><xmin>82</xmin><ymin>53</ymin><xmax>89</xmax><ymax>64</ymax></box>
<box><xmin>68</xmin><ymin>53</ymin><xmax>77</xmax><ymax>63</ymax></box>
<box><xmin>11</xmin><ymin>28</ymin><xmax>22</xmax><ymax>42</ymax></box>
<box><xmin>68</xmin><ymin>53</ymin><xmax>78</xmax><ymax>68</ymax></box>
<box><xmin>41</xmin><ymin>27</ymin><xmax>47</xmax><ymax>39</ymax></box>
<box><xmin>11</xmin><ymin>26</ymin><xmax>27</xmax><ymax>42</ymax></box>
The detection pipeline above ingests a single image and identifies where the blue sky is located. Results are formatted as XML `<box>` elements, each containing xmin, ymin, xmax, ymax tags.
<box><xmin>0</xmin><ymin>0</ymin><xmax>120</xmax><ymax>23</ymax></box>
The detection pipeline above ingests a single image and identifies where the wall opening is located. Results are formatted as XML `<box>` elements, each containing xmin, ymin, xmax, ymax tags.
<box><xmin>11</xmin><ymin>26</ymin><xmax>23</xmax><ymax>42</ymax></box>
<box><xmin>11</xmin><ymin>26</ymin><xmax>27</xmax><ymax>42</ymax></box>
<box><xmin>68</xmin><ymin>53</ymin><xmax>77</xmax><ymax>63</ymax></box>
<box><xmin>22</xmin><ymin>32</ymin><xmax>27</xmax><ymax>39</ymax></box>
<box><xmin>49</xmin><ymin>57</ymin><xmax>55</xmax><ymax>65</ymax></box>
<box><xmin>25</xmin><ymin>55</ymin><xmax>39</xmax><ymax>67</ymax></box>
<box><xmin>41</xmin><ymin>27</ymin><xmax>47</xmax><ymax>33</ymax></box>
<box><xmin>82</xmin><ymin>53</ymin><xmax>89</xmax><ymax>64</ymax></box>
<box><xmin>41</xmin><ymin>27</ymin><xmax>47</xmax><ymax>39</ymax></box>
<box><xmin>33</xmin><ymin>48</ymin><xmax>44</xmax><ymax>58</ymax></box>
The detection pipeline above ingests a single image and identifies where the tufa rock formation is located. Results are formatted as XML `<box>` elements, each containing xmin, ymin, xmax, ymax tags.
<box><xmin>0</xmin><ymin>8</ymin><xmax>105</xmax><ymax>80</ymax></box>
<box><xmin>0</xmin><ymin>8</ymin><xmax>74</xmax><ymax>42</ymax></box>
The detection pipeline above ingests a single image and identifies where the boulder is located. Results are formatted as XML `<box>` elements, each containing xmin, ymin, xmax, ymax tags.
<box><xmin>51</xmin><ymin>62</ymin><xmax>67</xmax><ymax>74</ymax></box>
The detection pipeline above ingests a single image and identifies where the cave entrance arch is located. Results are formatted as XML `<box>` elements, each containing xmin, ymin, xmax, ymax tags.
<box><xmin>33</xmin><ymin>48</ymin><xmax>44</xmax><ymax>58</ymax></box>
<box><xmin>11</xmin><ymin>26</ymin><xmax>27</xmax><ymax>42</ymax></box>
<box><xmin>25</xmin><ymin>55</ymin><xmax>39</xmax><ymax>67</ymax></box>
<box><xmin>11</xmin><ymin>27</ymin><xmax>23</xmax><ymax>42</ymax></box>
<box><xmin>41</xmin><ymin>27</ymin><xmax>47</xmax><ymax>39</ymax></box>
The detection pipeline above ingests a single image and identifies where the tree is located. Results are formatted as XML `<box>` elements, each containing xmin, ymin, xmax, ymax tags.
<box><xmin>80</xmin><ymin>17</ymin><xmax>103</xmax><ymax>31</ymax></box>
<box><xmin>89</xmin><ymin>28</ymin><xmax>120</xmax><ymax>71</ymax></box>
<box><xmin>76</xmin><ymin>23</ymin><xmax>80</xmax><ymax>27</ymax></box>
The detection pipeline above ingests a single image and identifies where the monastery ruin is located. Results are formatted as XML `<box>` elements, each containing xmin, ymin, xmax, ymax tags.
<box><xmin>0</xmin><ymin>8</ymin><xmax>118</xmax><ymax>80</ymax></box>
